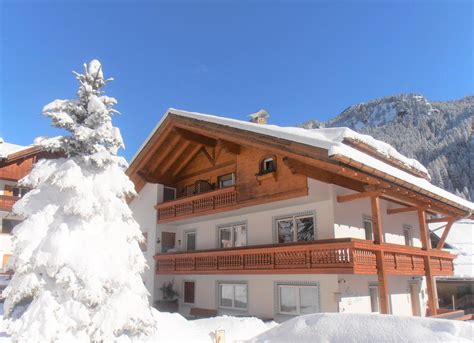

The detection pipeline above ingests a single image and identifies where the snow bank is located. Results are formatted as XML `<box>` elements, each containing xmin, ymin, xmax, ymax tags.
<box><xmin>194</xmin><ymin>316</ymin><xmax>278</xmax><ymax>342</ymax></box>
<box><xmin>246</xmin><ymin>313</ymin><xmax>474</xmax><ymax>343</ymax></box>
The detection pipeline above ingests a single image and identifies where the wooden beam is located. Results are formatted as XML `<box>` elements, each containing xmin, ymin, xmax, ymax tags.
<box><xmin>371</xmin><ymin>196</ymin><xmax>384</xmax><ymax>245</ymax></box>
<box><xmin>370</xmin><ymin>194</ymin><xmax>390</xmax><ymax>314</ymax></box>
<box><xmin>172</xmin><ymin>145</ymin><xmax>203</xmax><ymax>177</ymax></box>
<box><xmin>282</xmin><ymin>157</ymin><xmax>365</xmax><ymax>192</ymax></box>
<box><xmin>375</xmin><ymin>250</ymin><xmax>390</xmax><ymax>314</ymax></box>
<box><xmin>426</xmin><ymin>216</ymin><xmax>456</xmax><ymax>224</ymax></box>
<box><xmin>173</xmin><ymin>127</ymin><xmax>217</xmax><ymax>147</ymax></box>
<box><xmin>201</xmin><ymin>147</ymin><xmax>216</xmax><ymax>166</ymax></box>
<box><xmin>418</xmin><ymin>208</ymin><xmax>438</xmax><ymax>316</ymax></box>
<box><xmin>337</xmin><ymin>190</ymin><xmax>383</xmax><ymax>203</ymax></box>
<box><xmin>146</xmin><ymin>133</ymin><xmax>181</xmax><ymax>172</ymax></box>
<box><xmin>218</xmin><ymin>139</ymin><xmax>241</xmax><ymax>155</ymax></box>
<box><xmin>436</xmin><ymin>221</ymin><xmax>454</xmax><ymax>250</ymax></box>
<box><xmin>386</xmin><ymin>205</ymin><xmax>426</xmax><ymax>215</ymax></box>
<box><xmin>158</xmin><ymin>141</ymin><xmax>191</xmax><ymax>175</ymax></box>
<box><xmin>418</xmin><ymin>209</ymin><xmax>430</xmax><ymax>250</ymax></box>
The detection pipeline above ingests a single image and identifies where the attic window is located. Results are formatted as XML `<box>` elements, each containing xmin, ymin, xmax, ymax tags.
<box><xmin>260</xmin><ymin>157</ymin><xmax>276</xmax><ymax>174</ymax></box>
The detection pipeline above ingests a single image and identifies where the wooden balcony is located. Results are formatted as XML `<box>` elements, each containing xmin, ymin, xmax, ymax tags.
<box><xmin>155</xmin><ymin>238</ymin><xmax>455</xmax><ymax>276</ymax></box>
<box><xmin>0</xmin><ymin>195</ymin><xmax>19</xmax><ymax>211</ymax></box>
<box><xmin>155</xmin><ymin>186</ymin><xmax>238</xmax><ymax>222</ymax></box>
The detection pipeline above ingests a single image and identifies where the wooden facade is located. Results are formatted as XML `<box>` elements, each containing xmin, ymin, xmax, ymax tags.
<box><xmin>127</xmin><ymin>110</ymin><xmax>473</xmax><ymax>316</ymax></box>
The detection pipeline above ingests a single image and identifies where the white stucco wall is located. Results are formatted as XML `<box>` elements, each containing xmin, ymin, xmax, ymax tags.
<box><xmin>338</xmin><ymin>275</ymin><xmax>427</xmax><ymax>317</ymax></box>
<box><xmin>157</xmin><ymin>273</ymin><xmax>339</xmax><ymax>321</ymax></box>
<box><xmin>332</xmin><ymin>185</ymin><xmax>422</xmax><ymax>247</ymax></box>
<box><xmin>129</xmin><ymin>183</ymin><xmax>161</xmax><ymax>302</ymax></box>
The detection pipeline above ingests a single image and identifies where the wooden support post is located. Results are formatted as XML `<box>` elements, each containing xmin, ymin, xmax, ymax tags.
<box><xmin>436</xmin><ymin>221</ymin><xmax>454</xmax><ymax>250</ymax></box>
<box><xmin>371</xmin><ymin>195</ymin><xmax>390</xmax><ymax>314</ymax></box>
<box><xmin>371</xmin><ymin>196</ymin><xmax>383</xmax><ymax>245</ymax></box>
<box><xmin>418</xmin><ymin>209</ymin><xmax>438</xmax><ymax>316</ymax></box>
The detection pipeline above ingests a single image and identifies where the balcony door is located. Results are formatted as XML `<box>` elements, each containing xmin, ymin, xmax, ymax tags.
<box><xmin>161</xmin><ymin>232</ymin><xmax>175</xmax><ymax>252</ymax></box>
<box><xmin>409</xmin><ymin>282</ymin><xmax>421</xmax><ymax>316</ymax></box>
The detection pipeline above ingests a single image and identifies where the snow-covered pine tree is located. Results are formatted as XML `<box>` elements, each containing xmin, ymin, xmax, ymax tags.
<box><xmin>3</xmin><ymin>60</ymin><xmax>157</xmax><ymax>342</ymax></box>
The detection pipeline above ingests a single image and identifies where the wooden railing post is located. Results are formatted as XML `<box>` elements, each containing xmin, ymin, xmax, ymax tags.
<box><xmin>371</xmin><ymin>195</ymin><xmax>390</xmax><ymax>314</ymax></box>
<box><xmin>418</xmin><ymin>209</ymin><xmax>438</xmax><ymax>316</ymax></box>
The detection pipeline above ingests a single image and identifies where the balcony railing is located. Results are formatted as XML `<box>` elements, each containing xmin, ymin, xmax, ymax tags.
<box><xmin>155</xmin><ymin>238</ymin><xmax>455</xmax><ymax>276</ymax></box>
<box><xmin>0</xmin><ymin>195</ymin><xmax>19</xmax><ymax>211</ymax></box>
<box><xmin>155</xmin><ymin>186</ymin><xmax>238</xmax><ymax>222</ymax></box>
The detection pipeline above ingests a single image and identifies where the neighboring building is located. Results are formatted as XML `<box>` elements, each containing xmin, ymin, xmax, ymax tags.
<box><xmin>127</xmin><ymin>109</ymin><xmax>474</xmax><ymax>321</ymax></box>
<box><xmin>431</xmin><ymin>220</ymin><xmax>474</xmax><ymax>314</ymax></box>
<box><xmin>0</xmin><ymin>138</ymin><xmax>55</xmax><ymax>278</ymax></box>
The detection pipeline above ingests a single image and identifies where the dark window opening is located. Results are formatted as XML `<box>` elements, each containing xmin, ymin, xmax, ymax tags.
<box><xmin>184</xmin><ymin>281</ymin><xmax>195</xmax><ymax>304</ymax></box>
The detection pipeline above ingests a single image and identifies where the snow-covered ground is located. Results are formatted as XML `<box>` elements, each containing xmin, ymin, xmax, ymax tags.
<box><xmin>0</xmin><ymin>303</ymin><xmax>472</xmax><ymax>343</ymax></box>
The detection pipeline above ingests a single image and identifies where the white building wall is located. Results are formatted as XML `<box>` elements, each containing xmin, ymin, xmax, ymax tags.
<box><xmin>332</xmin><ymin>185</ymin><xmax>422</xmax><ymax>247</ymax></box>
<box><xmin>129</xmin><ymin>182</ymin><xmax>161</xmax><ymax>302</ymax></box>
<box><xmin>338</xmin><ymin>275</ymin><xmax>427</xmax><ymax>317</ymax></box>
<box><xmin>157</xmin><ymin>274</ymin><xmax>339</xmax><ymax>321</ymax></box>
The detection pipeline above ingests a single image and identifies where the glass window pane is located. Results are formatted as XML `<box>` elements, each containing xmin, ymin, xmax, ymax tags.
<box><xmin>369</xmin><ymin>286</ymin><xmax>379</xmax><ymax>312</ymax></box>
<box><xmin>296</xmin><ymin>216</ymin><xmax>314</xmax><ymax>242</ymax></box>
<box><xmin>278</xmin><ymin>219</ymin><xmax>294</xmax><ymax>243</ymax></box>
<box><xmin>364</xmin><ymin>220</ymin><xmax>373</xmax><ymax>240</ymax></box>
<box><xmin>233</xmin><ymin>225</ymin><xmax>247</xmax><ymax>247</ymax></box>
<box><xmin>186</xmin><ymin>232</ymin><xmax>196</xmax><ymax>251</ymax></box>
<box><xmin>234</xmin><ymin>284</ymin><xmax>247</xmax><ymax>309</ymax></box>
<box><xmin>299</xmin><ymin>286</ymin><xmax>319</xmax><ymax>314</ymax></box>
<box><xmin>404</xmin><ymin>228</ymin><xmax>411</xmax><ymax>246</ymax></box>
<box><xmin>220</xmin><ymin>284</ymin><xmax>233</xmax><ymax>307</ymax></box>
<box><xmin>219</xmin><ymin>227</ymin><xmax>232</xmax><ymax>248</ymax></box>
<box><xmin>279</xmin><ymin>286</ymin><xmax>298</xmax><ymax>314</ymax></box>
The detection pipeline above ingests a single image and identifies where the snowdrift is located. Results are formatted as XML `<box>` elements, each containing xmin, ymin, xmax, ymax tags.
<box><xmin>246</xmin><ymin>313</ymin><xmax>474</xmax><ymax>343</ymax></box>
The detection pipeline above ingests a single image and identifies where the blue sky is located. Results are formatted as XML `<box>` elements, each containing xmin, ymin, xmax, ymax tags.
<box><xmin>1</xmin><ymin>0</ymin><xmax>472</xmax><ymax>160</ymax></box>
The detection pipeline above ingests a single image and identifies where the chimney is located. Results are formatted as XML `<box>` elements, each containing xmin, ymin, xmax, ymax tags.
<box><xmin>248</xmin><ymin>109</ymin><xmax>270</xmax><ymax>125</ymax></box>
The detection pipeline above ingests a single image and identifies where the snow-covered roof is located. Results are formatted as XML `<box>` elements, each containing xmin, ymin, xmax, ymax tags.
<box><xmin>0</xmin><ymin>139</ymin><xmax>28</xmax><ymax>159</ymax></box>
<box><xmin>131</xmin><ymin>108</ymin><xmax>474</xmax><ymax>212</ymax></box>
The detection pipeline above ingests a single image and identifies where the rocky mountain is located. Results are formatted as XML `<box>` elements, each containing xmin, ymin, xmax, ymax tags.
<box><xmin>300</xmin><ymin>94</ymin><xmax>474</xmax><ymax>201</ymax></box>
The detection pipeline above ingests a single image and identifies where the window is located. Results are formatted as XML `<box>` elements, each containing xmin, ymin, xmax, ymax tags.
<box><xmin>185</xmin><ymin>231</ymin><xmax>196</xmax><ymax>251</ymax></box>
<box><xmin>185</xmin><ymin>185</ymin><xmax>194</xmax><ymax>197</ymax></box>
<box><xmin>184</xmin><ymin>281</ymin><xmax>195</xmax><ymax>304</ymax></box>
<box><xmin>218</xmin><ymin>173</ymin><xmax>235</xmax><ymax>188</ymax></box>
<box><xmin>218</xmin><ymin>223</ymin><xmax>247</xmax><ymax>248</ymax></box>
<box><xmin>363</xmin><ymin>217</ymin><xmax>373</xmax><ymax>241</ymax></box>
<box><xmin>276</xmin><ymin>214</ymin><xmax>315</xmax><ymax>243</ymax></box>
<box><xmin>277</xmin><ymin>284</ymin><xmax>320</xmax><ymax>315</ymax></box>
<box><xmin>260</xmin><ymin>157</ymin><xmax>276</xmax><ymax>174</ymax></box>
<box><xmin>369</xmin><ymin>284</ymin><xmax>380</xmax><ymax>313</ymax></box>
<box><xmin>403</xmin><ymin>226</ymin><xmax>413</xmax><ymax>246</ymax></box>
<box><xmin>163</xmin><ymin>187</ymin><xmax>176</xmax><ymax>202</ymax></box>
<box><xmin>1</xmin><ymin>219</ymin><xmax>21</xmax><ymax>234</ymax></box>
<box><xmin>12</xmin><ymin>186</ymin><xmax>28</xmax><ymax>198</ymax></box>
<box><xmin>218</xmin><ymin>283</ymin><xmax>247</xmax><ymax>310</ymax></box>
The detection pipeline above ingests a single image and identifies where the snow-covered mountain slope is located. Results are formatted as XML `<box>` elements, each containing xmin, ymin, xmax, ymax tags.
<box><xmin>301</xmin><ymin>94</ymin><xmax>474</xmax><ymax>200</ymax></box>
